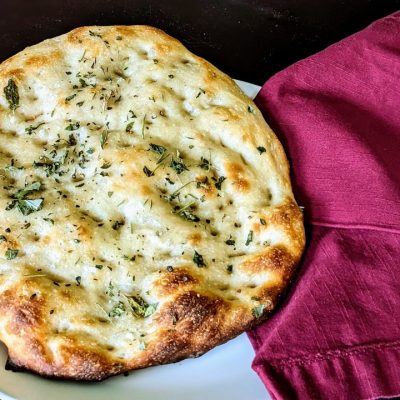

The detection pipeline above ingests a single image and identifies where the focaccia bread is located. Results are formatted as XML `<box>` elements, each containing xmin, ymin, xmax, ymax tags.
<box><xmin>0</xmin><ymin>26</ymin><xmax>305</xmax><ymax>381</ymax></box>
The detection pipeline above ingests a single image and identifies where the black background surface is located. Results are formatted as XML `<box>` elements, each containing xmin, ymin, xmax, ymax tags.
<box><xmin>0</xmin><ymin>1</ymin><xmax>399</xmax><ymax>85</ymax></box>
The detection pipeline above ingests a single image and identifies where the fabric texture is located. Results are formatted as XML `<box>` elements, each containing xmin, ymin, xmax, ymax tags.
<box><xmin>248</xmin><ymin>11</ymin><xmax>400</xmax><ymax>400</ymax></box>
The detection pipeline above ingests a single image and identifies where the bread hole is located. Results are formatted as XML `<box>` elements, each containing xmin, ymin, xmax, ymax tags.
<box><xmin>219</xmin><ymin>139</ymin><xmax>226</xmax><ymax>148</ymax></box>
<box><xmin>218</xmin><ymin>205</ymin><xmax>224</xmax><ymax>211</ymax></box>
<box><xmin>227</xmin><ymin>296</ymin><xmax>238</xmax><ymax>301</ymax></box>
<box><xmin>181</xmin><ymin>59</ymin><xmax>190</xmax><ymax>65</ymax></box>
<box><xmin>106</xmin><ymin>346</ymin><xmax>115</xmax><ymax>351</ymax></box>
<box><xmin>236</xmin><ymin>289</ymin><xmax>242</xmax><ymax>293</ymax></box>
<box><xmin>146</xmin><ymin>78</ymin><xmax>157</xmax><ymax>84</ymax></box>
<box><xmin>97</xmin><ymin>317</ymin><xmax>109</xmax><ymax>323</ymax></box>
<box><xmin>247</xmin><ymin>284</ymin><xmax>257</xmax><ymax>289</ymax></box>
<box><xmin>234</xmin><ymin>222</ymin><xmax>241</xmax><ymax>228</ymax></box>
<box><xmin>228</xmin><ymin>199</ymin><xmax>234</xmax><ymax>205</ymax></box>
<box><xmin>219</xmin><ymin>285</ymin><xmax>229</xmax><ymax>291</ymax></box>
<box><xmin>211</xmin><ymin>230</ymin><xmax>219</xmax><ymax>237</ymax></box>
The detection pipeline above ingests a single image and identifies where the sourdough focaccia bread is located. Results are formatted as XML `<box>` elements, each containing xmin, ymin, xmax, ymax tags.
<box><xmin>0</xmin><ymin>26</ymin><xmax>305</xmax><ymax>380</ymax></box>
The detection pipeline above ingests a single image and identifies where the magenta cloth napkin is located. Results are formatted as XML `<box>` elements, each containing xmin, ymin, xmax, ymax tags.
<box><xmin>248</xmin><ymin>12</ymin><xmax>400</xmax><ymax>400</ymax></box>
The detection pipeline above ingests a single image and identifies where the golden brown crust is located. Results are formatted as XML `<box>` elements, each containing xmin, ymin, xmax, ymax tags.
<box><xmin>0</xmin><ymin>25</ymin><xmax>305</xmax><ymax>381</ymax></box>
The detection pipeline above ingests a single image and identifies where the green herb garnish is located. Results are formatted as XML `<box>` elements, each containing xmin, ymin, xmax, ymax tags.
<box><xmin>128</xmin><ymin>295</ymin><xmax>158</xmax><ymax>318</ymax></box>
<box><xmin>6</xmin><ymin>182</ymin><xmax>43</xmax><ymax>215</ymax></box>
<box><xmin>89</xmin><ymin>30</ymin><xmax>103</xmax><ymax>38</ymax></box>
<box><xmin>75</xmin><ymin>276</ymin><xmax>82</xmax><ymax>286</ymax></box>
<box><xmin>215</xmin><ymin>176</ymin><xmax>226</xmax><ymax>190</ymax></box>
<box><xmin>149</xmin><ymin>143</ymin><xmax>166</xmax><ymax>155</ymax></box>
<box><xmin>17</xmin><ymin>198</ymin><xmax>43</xmax><ymax>215</ymax></box>
<box><xmin>199</xmin><ymin>157</ymin><xmax>210</xmax><ymax>170</ymax></box>
<box><xmin>101</xmin><ymin>162</ymin><xmax>111</xmax><ymax>169</ymax></box>
<box><xmin>112</xmin><ymin>220</ymin><xmax>124</xmax><ymax>230</ymax></box>
<box><xmin>193</xmin><ymin>250</ymin><xmax>206</xmax><ymax>267</ymax></box>
<box><xmin>260</xmin><ymin>218</ymin><xmax>266</xmax><ymax>225</ymax></box>
<box><xmin>67</xmin><ymin>134</ymin><xmax>77</xmax><ymax>146</ymax></box>
<box><xmin>109</xmin><ymin>301</ymin><xmax>126</xmax><ymax>318</ymax></box>
<box><xmin>100</xmin><ymin>130</ymin><xmax>109</xmax><ymax>148</ymax></box>
<box><xmin>126</xmin><ymin>121</ymin><xmax>134</xmax><ymax>132</ymax></box>
<box><xmin>13</xmin><ymin>181</ymin><xmax>41</xmax><ymax>200</ymax></box>
<box><xmin>226</xmin><ymin>264</ymin><xmax>233</xmax><ymax>274</ymax></box>
<box><xmin>33</xmin><ymin>157</ymin><xmax>60</xmax><ymax>176</ymax></box>
<box><xmin>65</xmin><ymin>93</ymin><xmax>77</xmax><ymax>102</ymax></box>
<box><xmin>79</xmin><ymin>78</ymin><xmax>88</xmax><ymax>88</ymax></box>
<box><xmin>66</xmin><ymin>122</ymin><xmax>80</xmax><ymax>131</ymax></box>
<box><xmin>5</xmin><ymin>248</ymin><xmax>18</xmax><ymax>260</ymax></box>
<box><xmin>225</xmin><ymin>238</ymin><xmax>235</xmax><ymax>246</ymax></box>
<box><xmin>248</xmin><ymin>105</ymin><xmax>255</xmax><ymax>114</ymax></box>
<box><xmin>143</xmin><ymin>166</ymin><xmax>154</xmax><ymax>177</ymax></box>
<box><xmin>245</xmin><ymin>230</ymin><xmax>253</xmax><ymax>246</ymax></box>
<box><xmin>180</xmin><ymin>210</ymin><xmax>200</xmax><ymax>222</ymax></box>
<box><xmin>257</xmin><ymin>146</ymin><xmax>266</xmax><ymax>154</ymax></box>
<box><xmin>4</xmin><ymin>79</ymin><xmax>19</xmax><ymax>110</ymax></box>
<box><xmin>170</xmin><ymin>158</ymin><xmax>188</xmax><ymax>175</ymax></box>
<box><xmin>4</xmin><ymin>160</ymin><xmax>24</xmax><ymax>172</ymax></box>
<box><xmin>252</xmin><ymin>304</ymin><xmax>265</xmax><ymax>318</ymax></box>
<box><xmin>25</xmin><ymin>122</ymin><xmax>45</xmax><ymax>135</ymax></box>
<box><xmin>196</xmin><ymin>88</ymin><xmax>206</xmax><ymax>98</ymax></box>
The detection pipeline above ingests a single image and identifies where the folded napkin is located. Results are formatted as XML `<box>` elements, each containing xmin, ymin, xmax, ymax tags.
<box><xmin>248</xmin><ymin>12</ymin><xmax>400</xmax><ymax>400</ymax></box>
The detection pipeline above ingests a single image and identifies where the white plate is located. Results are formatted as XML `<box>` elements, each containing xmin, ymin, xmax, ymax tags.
<box><xmin>0</xmin><ymin>80</ymin><xmax>269</xmax><ymax>400</ymax></box>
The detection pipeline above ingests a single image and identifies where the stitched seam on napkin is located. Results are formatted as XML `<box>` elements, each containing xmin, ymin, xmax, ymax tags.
<box><xmin>266</xmin><ymin>340</ymin><xmax>400</xmax><ymax>369</ymax></box>
<box><xmin>308</xmin><ymin>221</ymin><xmax>400</xmax><ymax>235</ymax></box>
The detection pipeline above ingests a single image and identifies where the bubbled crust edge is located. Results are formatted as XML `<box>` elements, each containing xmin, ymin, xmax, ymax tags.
<box><xmin>2</xmin><ymin>200</ymin><xmax>304</xmax><ymax>381</ymax></box>
<box><xmin>0</xmin><ymin>25</ymin><xmax>305</xmax><ymax>381</ymax></box>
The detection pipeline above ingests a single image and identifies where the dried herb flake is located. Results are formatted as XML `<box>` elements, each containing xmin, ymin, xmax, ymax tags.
<box><xmin>5</xmin><ymin>248</ymin><xmax>18</xmax><ymax>260</ymax></box>
<box><xmin>193</xmin><ymin>250</ymin><xmax>206</xmax><ymax>267</ymax></box>
<box><xmin>252</xmin><ymin>304</ymin><xmax>265</xmax><ymax>318</ymax></box>
<box><xmin>4</xmin><ymin>79</ymin><xmax>19</xmax><ymax>110</ymax></box>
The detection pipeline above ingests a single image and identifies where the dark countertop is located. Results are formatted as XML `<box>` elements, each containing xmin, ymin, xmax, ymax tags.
<box><xmin>1</xmin><ymin>0</ymin><xmax>399</xmax><ymax>85</ymax></box>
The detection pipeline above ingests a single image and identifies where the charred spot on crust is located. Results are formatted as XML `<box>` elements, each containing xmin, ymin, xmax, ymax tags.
<box><xmin>67</xmin><ymin>27</ymin><xmax>89</xmax><ymax>43</ymax></box>
<box><xmin>58</xmin><ymin>345</ymin><xmax>125</xmax><ymax>381</ymax></box>
<box><xmin>263</xmin><ymin>199</ymin><xmax>305</xmax><ymax>252</ymax></box>
<box><xmin>159</xmin><ymin>291</ymin><xmax>226</xmax><ymax>332</ymax></box>
<box><xmin>225</xmin><ymin>162</ymin><xmax>250</xmax><ymax>193</ymax></box>
<box><xmin>25</xmin><ymin>54</ymin><xmax>59</xmax><ymax>68</ymax></box>
<box><xmin>0</xmin><ymin>289</ymin><xmax>45</xmax><ymax>333</ymax></box>
<box><xmin>187</xmin><ymin>232</ymin><xmax>202</xmax><ymax>245</ymax></box>
<box><xmin>241</xmin><ymin>245</ymin><xmax>296</xmax><ymax>276</ymax></box>
<box><xmin>154</xmin><ymin>269</ymin><xmax>198</xmax><ymax>296</ymax></box>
